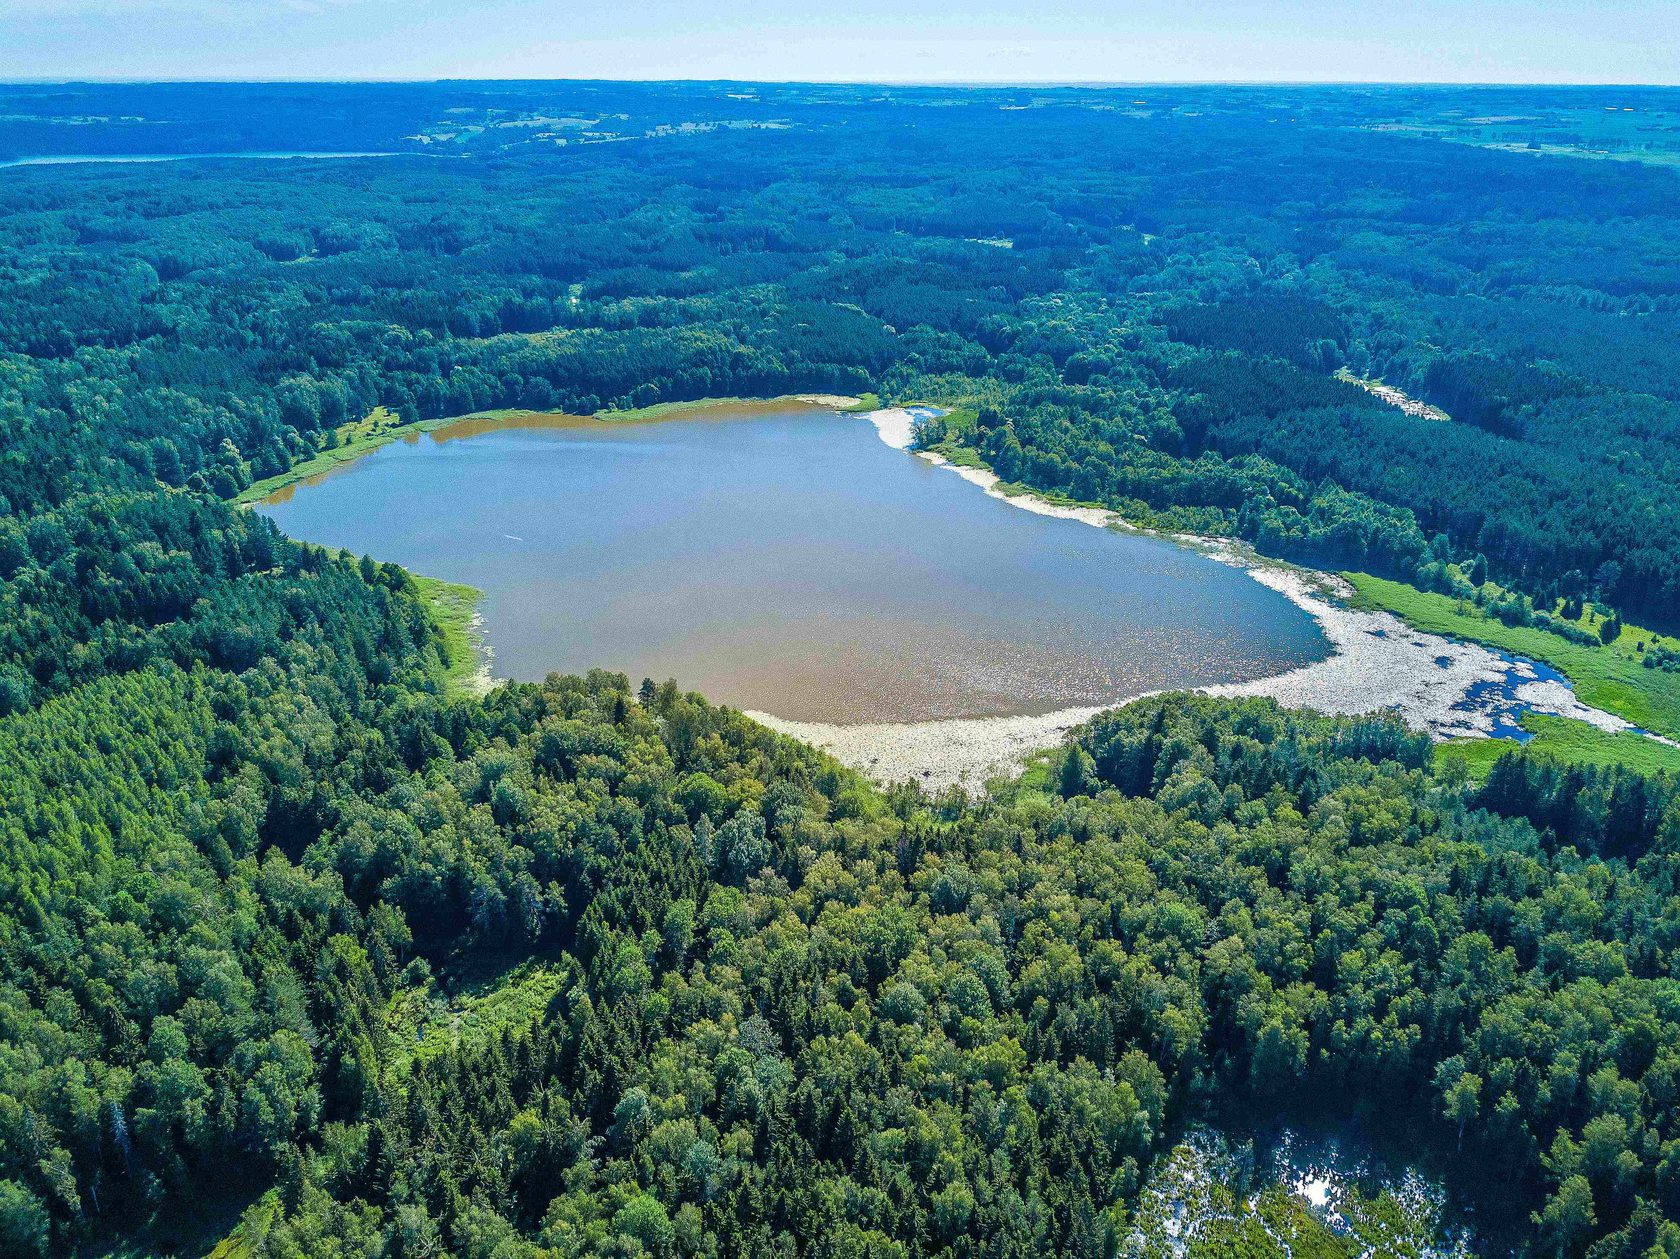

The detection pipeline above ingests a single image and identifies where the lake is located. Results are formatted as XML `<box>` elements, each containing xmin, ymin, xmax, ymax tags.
<box><xmin>256</xmin><ymin>401</ymin><xmax>1330</xmax><ymax>724</ymax></box>
<box><xmin>0</xmin><ymin>151</ymin><xmax>401</xmax><ymax>169</ymax></box>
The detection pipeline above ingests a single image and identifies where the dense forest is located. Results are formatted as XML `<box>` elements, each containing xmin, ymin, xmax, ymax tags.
<box><xmin>3</xmin><ymin>82</ymin><xmax>1680</xmax><ymax>620</ymax></box>
<box><xmin>2</xmin><ymin>82</ymin><xmax>1680</xmax><ymax>1256</ymax></box>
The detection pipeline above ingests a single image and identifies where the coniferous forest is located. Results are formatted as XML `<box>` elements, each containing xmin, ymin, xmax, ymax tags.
<box><xmin>2</xmin><ymin>81</ymin><xmax>1680</xmax><ymax>1257</ymax></box>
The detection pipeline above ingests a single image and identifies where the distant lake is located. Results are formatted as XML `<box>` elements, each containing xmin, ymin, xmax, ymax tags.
<box><xmin>0</xmin><ymin>151</ymin><xmax>400</xmax><ymax>169</ymax></box>
<box><xmin>256</xmin><ymin>402</ymin><xmax>1330</xmax><ymax>724</ymax></box>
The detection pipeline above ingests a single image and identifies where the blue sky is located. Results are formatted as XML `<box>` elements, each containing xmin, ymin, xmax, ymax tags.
<box><xmin>0</xmin><ymin>0</ymin><xmax>1675</xmax><ymax>84</ymax></box>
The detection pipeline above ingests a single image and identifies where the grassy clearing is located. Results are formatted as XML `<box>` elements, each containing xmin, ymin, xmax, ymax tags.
<box><xmin>385</xmin><ymin>956</ymin><xmax>570</xmax><ymax>1079</ymax></box>
<box><xmin>1345</xmin><ymin>573</ymin><xmax>1680</xmax><ymax>740</ymax></box>
<box><xmin>991</xmin><ymin>746</ymin><xmax>1062</xmax><ymax>804</ymax></box>
<box><xmin>1438</xmin><ymin>714</ymin><xmax>1680</xmax><ymax>780</ymax></box>
<box><xmin>922</xmin><ymin>438</ymin><xmax>991</xmax><ymax>470</ymax></box>
<box><xmin>198</xmin><ymin>959</ymin><xmax>564</xmax><ymax>1255</ymax></box>
<box><xmin>203</xmin><ymin>1193</ymin><xmax>280</xmax><ymax>1259</ymax></box>
<box><xmin>413</xmin><ymin>574</ymin><xmax>488</xmax><ymax>698</ymax></box>
<box><xmin>236</xmin><ymin>405</ymin><xmax>406</xmax><ymax>502</ymax></box>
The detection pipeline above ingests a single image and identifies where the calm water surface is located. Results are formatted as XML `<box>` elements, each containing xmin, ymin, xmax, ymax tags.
<box><xmin>0</xmin><ymin>151</ymin><xmax>400</xmax><ymax>169</ymax></box>
<box><xmin>257</xmin><ymin>403</ymin><xmax>1329</xmax><ymax>723</ymax></box>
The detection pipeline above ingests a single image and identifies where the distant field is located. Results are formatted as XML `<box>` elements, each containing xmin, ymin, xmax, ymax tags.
<box><xmin>1346</xmin><ymin>573</ymin><xmax>1680</xmax><ymax>741</ymax></box>
<box><xmin>1365</xmin><ymin>99</ymin><xmax>1680</xmax><ymax>170</ymax></box>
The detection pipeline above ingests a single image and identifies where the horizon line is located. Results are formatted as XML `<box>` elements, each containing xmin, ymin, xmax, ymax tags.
<box><xmin>1</xmin><ymin>76</ymin><xmax>1677</xmax><ymax>90</ymax></box>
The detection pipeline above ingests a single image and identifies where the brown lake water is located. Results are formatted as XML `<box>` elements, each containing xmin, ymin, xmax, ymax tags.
<box><xmin>256</xmin><ymin>402</ymin><xmax>1330</xmax><ymax>723</ymax></box>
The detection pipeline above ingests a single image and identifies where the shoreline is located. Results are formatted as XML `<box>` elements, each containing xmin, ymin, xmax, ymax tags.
<box><xmin>754</xmin><ymin>410</ymin><xmax>1652</xmax><ymax>790</ymax></box>
<box><xmin>245</xmin><ymin>395</ymin><xmax>1655</xmax><ymax>790</ymax></box>
<box><xmin>236</xmin><ymin>393</ymin><xmax>870</xmax><ymax>506</ymax></box>
<box><xmin>595</xmin><ymin>392</ymin><xmax>867</xmax><ymax>422</ymax></box>
<box><xmin>254</xmin><ymin>394</ymin><xmax>870</xmax><ymax>696</ymax></box>
<box><xmin>412</xmin><ymin>575</ymin><xmax>496</xmax><ymax>700</ymax></box>
<box><xmin>237</xmin><ymin>410</ymin><xmax>486</xmax><ymax>505</ymax></box>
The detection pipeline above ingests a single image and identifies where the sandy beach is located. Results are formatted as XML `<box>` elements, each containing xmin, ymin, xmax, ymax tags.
<box><xmin>751</xmin><ymin>407</ymin><xmax>1650</xmax><ymax>790</ymax></box>
<box><xmin>794</xmin><ymin>393</ymin><xmax>865</xmax><ymax>409</ymax></box>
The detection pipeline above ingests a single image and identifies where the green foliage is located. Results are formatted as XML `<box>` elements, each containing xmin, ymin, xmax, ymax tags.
<box><xmin>21</xmin><ymin>645</ymin><xmax>1680</xmax><ymax>1256</ymax></box>
<box><xmin>1440</xmin><ymin>714</ymin><xmax>1680</xmax><ymax>780</ymax></box>
<box><xmin>4</xmin><ymin>81</ymin><xmax>1680</xmax><ymax>625</ymax></box>
<box><xmin>236</xmin><ymin>407</ymin><xmax>456</xmax><ymax>504</ymax></box>
<box><xmin>4</xmin><ymin>81</ymin><xmax>1680</xmax><ymax>1258</ymax></box>
<box><xmin>0</xmin><ymin>1180</ymin><xmax>51</xmax><ymax>1259</ymax></box>
<box><xmin>1348</xmin><ymin>573</ymin><xmax>1680</xmax><ymax>740</ymax></box>
<box><xmin>411</xmin><ymin>574</ymin><xmax>488</xmax><ymax>700</ymax></box>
